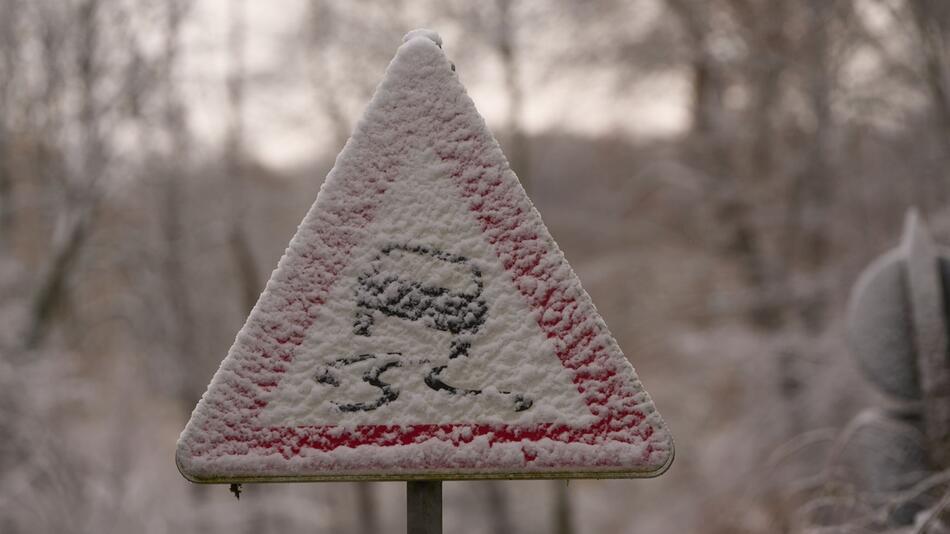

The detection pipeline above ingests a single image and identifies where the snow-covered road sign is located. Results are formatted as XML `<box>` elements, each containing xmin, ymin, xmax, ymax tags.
<box><xmin>176</xmin><ymin>30</ymin><xmax>673</xmax><ymax>483</ymax></box>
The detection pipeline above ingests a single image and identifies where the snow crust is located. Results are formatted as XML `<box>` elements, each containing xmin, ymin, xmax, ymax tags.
<box><xmin>848</xmin><ymin>250</ymin><xmax>920</xmax><ymax>399</ymax></box>
<box><xmin>402</xmin><ymin>29</ymin><xmax>442</xmax><ymax>47</ymax></box>
<box><xmin>176</xmin><ymin>34</ymin><xmax>672</xmax><ymax>482</ymax></box>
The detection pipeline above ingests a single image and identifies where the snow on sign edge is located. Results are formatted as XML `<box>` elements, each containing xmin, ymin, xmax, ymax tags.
<box><xmin>175</xmin><ymin>31</ymin><xmax>674</xmax><ymax>483</ymax></box>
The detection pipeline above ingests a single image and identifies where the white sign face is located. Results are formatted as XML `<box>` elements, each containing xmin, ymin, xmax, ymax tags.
<box><xmin>259</xmin><ymin>166</ymin><xmax>596</xmax><ymax>430</ymax></box>
<box><xmin>176</xmin><ymin>31</ymin><xmax>673</xmax><ymax>483</ymax></box>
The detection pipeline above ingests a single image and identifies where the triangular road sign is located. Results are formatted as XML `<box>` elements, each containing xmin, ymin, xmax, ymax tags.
<box><xmin>177</xmin><ymin>30</ymin><xmax>673</xmax><ymax>482</ymax></box>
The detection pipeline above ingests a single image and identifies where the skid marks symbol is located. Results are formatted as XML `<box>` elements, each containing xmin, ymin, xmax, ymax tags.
<box><xmin>316</xmin><ymin>352</ymin><xmax>405</xmax><ymax>412</ymax></box>
<box><xmin>424</xmin><ymin>365</ymin><xmax>534</xmax><ymax>412</ymax></box>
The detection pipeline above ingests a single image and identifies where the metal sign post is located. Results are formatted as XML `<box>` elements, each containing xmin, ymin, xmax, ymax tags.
<box><xmin>407</xmin><ymin>480</ymin><xmax>442</xmax><ymax>534</ymax></box>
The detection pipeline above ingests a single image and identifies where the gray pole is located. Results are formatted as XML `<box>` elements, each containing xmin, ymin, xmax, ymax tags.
<box><xmin>407</xmin><ymin>481</ymin><xmax>442</xmax><ymax>534</ymax></box>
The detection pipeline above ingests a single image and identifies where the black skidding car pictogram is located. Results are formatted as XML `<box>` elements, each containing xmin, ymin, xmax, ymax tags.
<box><xmin>315</xmin><ymin>244</ymin><xmax>532</xmax><ymax>413</ymax></box>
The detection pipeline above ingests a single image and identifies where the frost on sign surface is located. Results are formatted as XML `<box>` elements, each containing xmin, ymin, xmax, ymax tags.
<box><xmin>176</xmin><ymin>30</ymin><xmax>673</xmax><ymax>482</ymax></box>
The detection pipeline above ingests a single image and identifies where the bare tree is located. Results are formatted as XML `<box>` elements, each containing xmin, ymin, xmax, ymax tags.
<box><xmin>780</xmin><ymin>0</ymin><xmax>837</xmax><ymax>331</ymax></box>
<box><xmin>908</xmin><ymin>0</ymin><xmax>950</xmax><ymax>157</ymax></box>
<box><xmin>665</xmin><ymin>0</ymin><xmax>722</xmax><ymax>136</ymax></box>
<box><xmin>26</xmin><ymin>0</ymin><xmax>109</xmax><ymax>348</ymax></box>
<box><xmin>157</xmin><ymin>0</ymin><xmax>203</xmax><ymax>413</ymax></box>
<box><xmin>225</xmin><ymin>0</ymin><xmax>262</xmax><ymax>315</ymax></box>
<box><xmin>905</xmin><ymin>0</ymin><xmax>950</xmax><ymax>210</ymax></box>
<box><xmin>0</xmin><ymin>0</ymin><xmax>22</xmax><ymax>255</ymax></box>
<box><xmin>300</xmin><ymin>0</ymin><xmax>412</xmax><ymax>154</ymax></box>
<box><xmin>494</xmin><ymin>0</ymin><xmax>531</xmax><ymax>192</ymax></box>
<box><xmin>304</xmin><ymin>0</ymin><xmax>355</xmax><ymax>151</ymax></box>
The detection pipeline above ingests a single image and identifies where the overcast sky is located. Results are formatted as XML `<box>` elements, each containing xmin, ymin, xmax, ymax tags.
<box><xmin>178</xmin><ymin>0</ymin><xmax>690</xmax><ymax>170</ymax></box>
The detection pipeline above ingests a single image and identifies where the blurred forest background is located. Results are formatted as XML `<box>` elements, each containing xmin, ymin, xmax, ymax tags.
<box><xmin>1</xmin><ymin>0</ymin><xmax>950</xmax><ymax>533</ymax></box>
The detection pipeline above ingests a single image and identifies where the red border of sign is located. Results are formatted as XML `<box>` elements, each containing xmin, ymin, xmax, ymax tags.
<box><xmin>186</xmin><ymin>48</ymin><xmax>663</xmax><ymax>477</ymax></box>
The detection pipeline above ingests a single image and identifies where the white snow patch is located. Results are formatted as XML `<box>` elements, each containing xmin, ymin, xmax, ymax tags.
<box><xmin>402</xmin><ymin>28</ymin><xmax>442</xmax><ymax>47</ymax></box>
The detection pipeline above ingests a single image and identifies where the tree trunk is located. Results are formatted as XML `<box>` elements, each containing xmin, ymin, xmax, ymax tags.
<box><xmin>782</xmin><ymin>0</ymin><xmax>834</xmax><ymax>332</ymax></box>
<box><xmin>0</xmin><ymin>0</ymin><xmax>19</xmax><ymax>252</ymax></box>
<box><xmin>26</xmin><ymin>0</ymin><xmax>105</xmax><ymax>349</ymax></box>
<box><xmin>909</xmin><ymin>0</ymin><xmax>950</xmax><ymax>204</ymax></box>
<box><xmin>496</xmin><ymin>0</ymin><xmax>530</xmax><ymax>192</ymax></box>
<box><xmin>225</xmin><ymin>0</ymin><xmax>261</xmax><ymax>316</ymax></box>
<box><xmin>160</xmin><ymin>0</ymin><xmax>201</xmax><ymax>413</ymax></box>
